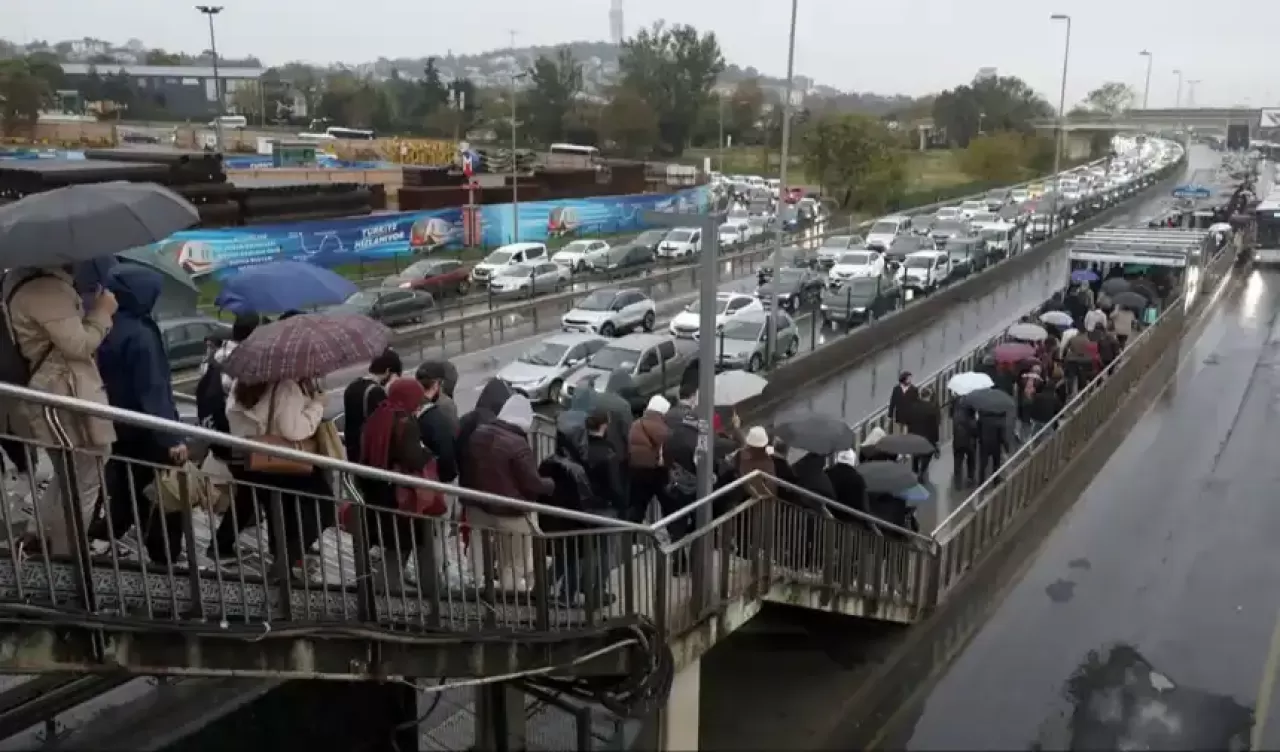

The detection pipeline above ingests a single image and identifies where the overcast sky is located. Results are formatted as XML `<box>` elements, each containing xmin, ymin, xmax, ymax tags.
<box><xmin>9</xmin><ymin>0</ymin><xmax>1277</xmax><ymax>108</ymax></box>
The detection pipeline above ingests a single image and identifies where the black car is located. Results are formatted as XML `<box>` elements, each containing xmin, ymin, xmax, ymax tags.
<box><xmin>159</xmin><ymin>316</ymin><xmax>232</xmax><ymax>371</ymax></box>
<box><xmin>945</xmin><ymin>237</ymin><xmax>989</xmax><ymax>280</ymax></box>
<box><xmin>329</xmin><ymin>287</ymin><xmax>435</xmax><ymax>327</ymax></box>
<box><xmin>930</xmin><ymin>218</ymin><xmax>973</xmax><ymax>249</ymax></box>
<box><xmin>820</xmin><ymin>277</ymin><xmax>901</xmax><ymax>328</ymax></box>
<box><xmin>631</xmin><ymin>229</ymin><xmax>669</xmax><ymax>253</ymax></box>
<box><xmin>759</xmin><ymin>246</ymin><xmax>820</xmax><ymax>281</ymax></box>
<box><xmin>884</xmin><ymin>234</ymin><xmax>936</xmax><ymax>266</ymax></box>
<box><xmin>756</xmin><ymin>267</ymin><xmax>825</xmax><ymax>312</ymax></box>
<box><xmin>599</xmin><ymin>243</ymin><xmax>656</xmax><ymax>271</ymax></box>
<box><xmin>984</xmin><ymin>189</ymin><xmax>1011</xmax><ymax>211</ymax></box>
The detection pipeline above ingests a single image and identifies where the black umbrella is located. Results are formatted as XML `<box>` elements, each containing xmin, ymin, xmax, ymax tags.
<box><xmin>872</xmin><ymin>433</ymin><xmax>936</xmax><ymax>457</ymax></box>
<box><xmin>773</xmin><ymin>413</ymin><xmax>855</xmax><ymax>455</ymax></box>
<box><xmin>961</xmin><ymin>387</ymin><xmax>1017</xmax><ymax>415</ymax></box>
<box><xmin>1100</xmin><ymin>277</ymin><xmax>1132</xmax><ymax>296</ymax></box>
<box><xmin>1112</xmin><ymin>291</ymin><xmax>1148</xmax><ymax>311</ymax></box>
<box><xmin>0</xmin><ymin>182</ymin><xmax>199</xmax><ymax>268</ymax></box>
<box><xmin>856</xmin><ymin>461</ymin><xmax>921</xmax><ymax>495</ymax></box>
<box><xmin>1129</xmin><ymin>279</ymin><xmax>1158</xmax><ymax>301</ymax></box>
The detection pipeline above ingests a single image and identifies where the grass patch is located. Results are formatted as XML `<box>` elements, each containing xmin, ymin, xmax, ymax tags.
<box><xmin>680</xmin><ymin>146</ymin><xmax>972</xmax><ymax>192</ymax></box>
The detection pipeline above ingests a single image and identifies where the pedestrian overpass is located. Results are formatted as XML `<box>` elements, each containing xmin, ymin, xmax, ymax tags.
<box><xmin>1031</xmin><ymin>107</ymin><xmax>1263</xmax><ymax>135</ymax></box>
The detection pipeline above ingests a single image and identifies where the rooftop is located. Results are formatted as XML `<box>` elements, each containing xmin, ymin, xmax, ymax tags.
<box><xmin>60</xmin><ymin>63</ymin><xmax>266</xmax><ymax>79</ymax></box>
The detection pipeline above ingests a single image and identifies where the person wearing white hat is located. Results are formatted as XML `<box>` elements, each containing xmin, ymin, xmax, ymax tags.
<box><xmin>737</xmin><ymin>426</ymin><xmax>776</xmax><ymax>500</ymax></box>
<box><xmin>826</xmin><ymin>449</ymin><xmax>866</xmax><ymax>520</ymax></box>
<box><xmin>626</xmin><ymin>394</ymin><xmax>672</xmax><ymax>523</ymax></box>
<box><xmin>744</xmin><ymin>426</ymin><xmax>769</xmax><ymax>448</ymax></box>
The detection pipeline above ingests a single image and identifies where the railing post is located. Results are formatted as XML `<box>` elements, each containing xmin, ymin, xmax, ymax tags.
<box><xmin>48</xmin><ymin>447</ymin><xmax>103</xmax><ymax>658</ymax></box>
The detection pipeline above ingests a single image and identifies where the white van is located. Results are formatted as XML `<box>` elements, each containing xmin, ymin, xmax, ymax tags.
<box><xmin>656</xmin><ymin>228</ymin><xmax>703</xmax><ymax>259</ymax></box>
<box><xmin>470</xmin><ymin>242</ymin><xmax>548</xmax><ymax>286</ymax></box>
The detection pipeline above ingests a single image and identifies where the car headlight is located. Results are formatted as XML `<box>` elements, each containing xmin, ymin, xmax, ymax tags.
<box><xmin>820</xmin><ymin>304</ymin><xmax>830</xmax><ymax>312</ymax></box>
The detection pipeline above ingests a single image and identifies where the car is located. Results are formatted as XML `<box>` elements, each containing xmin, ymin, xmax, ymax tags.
<box><xmin>487</xmin><ymin>261</ymin><xmax>570</xmax><ymax>298</ymax></box>
<box><xmin>330</xmin><ymin>287</ymin><xmax>435</xmax><ymax>327</ymax></box>
<box><xmin>496</xmin><ymin>333</ymin><xmax>608</xmax><ymax>403</ymax></box>
<box><xmin>718</xmin><ymin>221</ymin><xmax>747</xmax><ymax>248</ymax></box>
<box><xmin>470</xmin><ymin>242</ymin><xmax>548</xmax><ymax>286</ymax></box>
<box><xmin>983</xmin><ymin>189</ymin><xmax>1011</xmax><ymax>211</ymax></box>
<box><xmin>595</xmin><ymin>242</ymin><xmax>655</xmax><ymax>271</ymax></box>
<box><xmin>1009</xmin><ymin>188</ymin><xmax>1031</xmax><ymax>204</ymax></box>
<box><xmin>883</xmin><ymin>234</ymin><xmax>936</xmax><ymax>266</ymax></box>
<box><xmin>384</xmin><ymin>258</ymin><xmax>472</xmax><ymax>297</ymax></box>
<box><xmin>865</xmin><ymin>216</ymin><xmax>910</xmax><ymax>251</ymax></box>
<box><xmin>668</xmin><ymin>291</ymin><xmax>764</xmax><ymax>338</ymax></box>
<box><xmin>159</xmin><ymin>316</ymin><xmax>231</xmax><ymax>371</ymax></box>
<box><xmin>632</xmin><ymin>229</ymin><xmax>669</xmax><ymax>253</ymax></box>
<box><xmin>967</xmin><ymin>212</ymin><xmax>1001</xmax><ymax>230</ymax></box>
<box><xmin>561</xmin><ymin>288</ymin><xmax>657</xmax><ymax>337</ymax></box>
<box><xmin>957</xmin><ymin>200</ymin><xmax>987</xmax><ymax>219</ymax></box>
<box><xmin>759</xmin><ymin>245</ymin><xmax>820</xmax><ymax>282</ymax></box>
<box><xmin>934</xmin><ymin>206</ymin><xmax>962</xmax><ymax>222</ymax></box>
<box><xmin>899</xmin><ymin>250</ymin><xmax>950</xmax><ymax>292</ymax></box>
<box><xmin>714</xmin><ymin>312</ymin><xmax>800</xmax><ymax>372</ymax></box>
<box><xmin>945</xmin><ymin>237</ymin><xmax>988</xmax><ymax>279</ymax></box>
<box><xmin>1027</xmin><ymin>183</ymin><xmax>1046</xmax><ymax>198</ymax></box>
<box><xmin>816</xmin><ymin>234</ymin><xmax>866</xmax><ymax>269</ymax></box>
<box><xmin>929</xmin><ymin>218</ymin><xmax>973</xmax><ymax>249</ymax></box>
<box><xmin>756</xmin><ymin>267</ymin><xmax>824</xmax><ymax>312</ymax></box>
<box><xmin>560</xmin><ymin>332</ymin><xmax>698</xmax><ymax>408</ymax></box>
<box><xmin>977</xmin><ymin>220</ymin><xmax>1018</xmax><ymax>258</ymax></box>
<box><xmin>746</xmin><ymin>214</ymin><xmax>771</xmax><ymax>241</ymax></box>
<box><xmin>820</xmin><ymin>276</ymin><xmax>901</xmax><ymax>328</ymax></box>
<box><xmin>656</xmin><ymin>228</ymin><xmax>702</xmax><ymax>259</ymax></box>
<box><xmin>551</xmin><ymin>239</ymin><xmax>612</xmax><ymax>271</ymax></box>
<box><xmin>827</xmin><ymin>249</ymin><xmax>886</xmax><ymax>282</ymax></box>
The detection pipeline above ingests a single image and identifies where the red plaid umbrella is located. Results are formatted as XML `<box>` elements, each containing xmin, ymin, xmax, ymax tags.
<box><xmin>223</xmin><ymin>312</ymin><xmax>391</xmax><ymax>384</ymax></box>
<box><xmin>991</xmin><ymin>341</ymin><xmax>1036</xmax><ymax>365</ymax></box>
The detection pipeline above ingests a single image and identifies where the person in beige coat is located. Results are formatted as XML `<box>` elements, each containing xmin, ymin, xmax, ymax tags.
<box><xmin>5</xmin><ymin>266</ymin><xmax>117</xmax><ymax>556</ymax></box>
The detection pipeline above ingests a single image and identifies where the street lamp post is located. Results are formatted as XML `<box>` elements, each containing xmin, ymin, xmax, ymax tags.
<box><xmin>767</xmin><ymin>0</ymin><xmax>800</xmax><ymax>364</ymax></box>
<box><xmin>1186</xmin><ymin>80</ymin><xmax>1200</xmax><ymax>108</ymax></box>
<box><xmin>718</xmin><ymin>95</ymin><xmax>725</xmax><ymax>173</ymax></box>
<box><xmin>1174</xmin><ymin>69</ymin><xmax>1184</xmax><ymax>108</ymax></box>
<box><xmin>1139</xmin><ymin>50</ymin><xmax>1153</xmax><ymax>109</ymax></box>
<box><xmin>1050</xmin><ymin>13</ymin><xmax>1071</xmax><ymax>234</ymax></box>
<box><xmin>196</xmin><ymin>5</ymin><xmax>224</xmax><ymax>151</ymax></box>
<box><xmin>509</xmin><ymin>69</ymin><xmax>527</xmax><ymax>243</ymax></box>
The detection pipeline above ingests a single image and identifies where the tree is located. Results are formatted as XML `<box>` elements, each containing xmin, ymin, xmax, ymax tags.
<box><xmin>144</xmin><ymin>49</ymin><xmax>184</xmax><ymax>66</ymax></box>
<box><xmin>1079</xmin><ymin>82</ymin><xmax>1136</xmax><ymax>115</ymax></box>
<box><xmin>0</xmin><ymin>58</ymin><xmax>54</xmax><ymax>135</ymax></box>
<box><xmin>230</xmin><ymin>81</ymin><xmax>264</xmax><ymax>121</ymax></box>
<box><xmin>958</xmin><ymin>132</ymin><xmax>1031</xmax><ymax>183</ymax></box>
<box><xmin>799</xmin><ymin>112</ymin><xmax>907</xmax><ymax>212</ymax></box>
<box><xmin>523</xmin><ymin>46</ymin><xmax>583</xmax><ymax>144</ymax></box>
<box><xmin>600</xmin><ymin>85</ymin><xmax>660</xmax><ymax>157</ymax></box>
<box><xmin>315</xmin><ymin>73</ymin><xmax>387</xmax><ymax>129</ymax></box>
<box><xmin>276</xmin><ymin>63</ymin><xmax>322</xmax><ymax>122</ymax></box>
<box><xmin>932</xmin><ymin>75</ymin><xmax>1054</xmax><ymax>147</ymax></box>
<box><xmin>618</xmin><ymin>21</ymin><xmax>725</xmax><ymax>155</ymax></box>
<box><xmin>726</xmin><ymin>78</ymin><xmax>765</xmax><ymax>144</ymax></box>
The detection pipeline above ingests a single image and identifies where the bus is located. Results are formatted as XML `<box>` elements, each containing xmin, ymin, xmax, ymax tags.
<box><xmin>1254</xmin><ymin>187</ymin><xmax>1280</xmax><ymax>264</ymax></box>
<box><xmin>548</xmin><ymin>142</ymin><xmax>599</xmax><ymax>158</ymax></box>
<box><xmin>296</xmin><ymin>127</ymin><xmax>376</xmax><ymax>141</ymax></box>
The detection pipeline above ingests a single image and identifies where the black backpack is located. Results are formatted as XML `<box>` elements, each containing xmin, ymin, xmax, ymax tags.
<box><xmin>195</xmin><ymin>359</ymin><xmax>232</xmax><ymax>460</ymax></box>
<box><xmin>0</xmin><ymin>270</ymin><xmax>53</xmax><ymax>388</ymax></box>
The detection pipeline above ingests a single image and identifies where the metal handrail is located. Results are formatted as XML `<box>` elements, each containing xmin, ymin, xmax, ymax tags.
<box><xmin>0</xmin><ymin>380</ymin><xmax>648</xmax><ymax>532</ymax></box>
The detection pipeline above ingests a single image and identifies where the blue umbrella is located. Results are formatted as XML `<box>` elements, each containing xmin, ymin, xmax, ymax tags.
<box><xmin>897</xmin><ymin>484</ymin><xmax>931</xmax><ymax>505</ymax></box>
<box><xmin>214</xmin><ymin>260</ymin><xmax>358</xmax><ymax>314</ymax></box>
<box><xmin>1071</xmin><ymin>269</ymin><xmax>1099</xmax><ymax>283</ymax></box>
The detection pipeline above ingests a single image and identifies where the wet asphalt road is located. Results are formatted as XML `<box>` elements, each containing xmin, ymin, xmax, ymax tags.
<box><xmin>892</xmin><ymin>268</ymin><xmax>1280</xmax><ymax>751</ymax></box>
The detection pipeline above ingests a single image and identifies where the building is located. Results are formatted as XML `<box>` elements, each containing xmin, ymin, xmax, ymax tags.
<box><xmin>975</xmin><ymin>67</ymin><xmax>997</xmax><ymax>82</ymax></box>
<box><xmin>58</xmin><ymin>63</ymin><xmax>266</xmax><ymax>120</ymax></box>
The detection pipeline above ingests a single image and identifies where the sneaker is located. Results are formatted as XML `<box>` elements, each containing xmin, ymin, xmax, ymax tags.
<box><xmin>89</xmin><ymin>539</ymin><xmax>133</xmax><ymax>558</ymax></box>
<box><xmin>291</xmin><ymin>556</ymin><xmax>340</xmax><ymax>586</ymax></box>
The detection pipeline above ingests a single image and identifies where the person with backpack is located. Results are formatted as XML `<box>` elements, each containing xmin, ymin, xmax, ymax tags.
<box><xmin>342</xmin><ymin>349</ymin><xmax>402</xmax><ymax>464</ymax></box>
<box><xmin>3</xmin><ymin>265</ymin><xmax>117</xmax><ymax>557</ymax></box>
<box><xmin>414</xmin><ymin>362</ymin><xmax>458</xmax><ymax>484</ymax></box>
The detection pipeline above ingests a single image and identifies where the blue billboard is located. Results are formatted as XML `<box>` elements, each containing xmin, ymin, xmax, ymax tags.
<box><xmin>156</xmin><ymin>186</ymin><xmax>710</xmax><ymax>280</ymax></box>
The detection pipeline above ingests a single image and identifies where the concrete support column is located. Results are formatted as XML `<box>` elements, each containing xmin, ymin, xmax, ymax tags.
<box><xmin>658</xmin><ymin>659</ymin><xmax>702</xmax><ymax>750</ymax></box>
<box><xmin>474</xmin><ymin>683</ymin><xmax>527</xmax><ymax>752</ymax></box>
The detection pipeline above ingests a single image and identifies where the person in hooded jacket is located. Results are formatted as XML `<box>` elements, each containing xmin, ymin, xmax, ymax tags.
<box><xmin>416</xmin><ymin>360</ymin><xmax>459</xmax><ymax>432</ymax></box>
<box><xmin>358</xmin><ymin>377</ymin><xmax>431</xmax><ymax>571</ymax></box>
<box><xmin>626</xmin><ymin>395</ymin><xmax>670</xmax><ymax>523</ymax></box>
<box><xmin>414</xmin><ymin>362</ymin><xmax>458</xmax><ymax>483</ymax></box>
<box><xmin>92</xmin><ymin>266</ymin><xmax>189</xmax><ymax>563</ymax></box>
<box><xmin>457</xmin><ymin>378</ymin><xmax>512</xmax><ymax>489</ymax></box>
<box><xmin>570</xmin><ymin>369</ymin><xmax>634</xmax><ymax>463</ymax></box>
<box><xmin>538</xmin><ymin>428</ymin><xmax>605</xmax><ymax>603</ymax></box>
<box><xmin>826</xmin><ymin>449</ymin><xmax>868</xmax><ymax>521</ymax></box>
<box><xmin>342</xmin><ymin>349</ymin><xmax>402</xmax><ymax>464</ymax></box>
<box><xmin>951</xmin><ymin>400</ymin><xmax>978</xmax><ymax>488</ymax></box>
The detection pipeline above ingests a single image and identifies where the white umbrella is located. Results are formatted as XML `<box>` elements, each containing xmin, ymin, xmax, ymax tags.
<box><xmin>1007</xmin><ymin>322</ymin><xmax>1048</xmax><ymax>342</ymax></box>
<box><xmin>1209</xmin><ymin>222</ymin><xmax>1232</xmax><ymax>233</ymax></box>
<box><xmin>1059</xmin><ymin>328</ymin><xmax>1078</xmax><ymax>354</ymax></box>
<box><xmin>714</xmin><ymin>370</ymin><xmax>769</xmax><ymax>405</ymax></box>
<box><xmin>947</xmin><ymin>371</ymin><xmax>995</xmax><ymax>396</ymax></box>
<box><xmin>1039</xmin><ymin>310</ymin><xmax>1074</xmax><ymax>328</ymax></box>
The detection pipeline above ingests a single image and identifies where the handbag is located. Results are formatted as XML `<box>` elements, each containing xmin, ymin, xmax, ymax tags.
<box><xmin>247</xmin><ymin>385</ymin><xmax>317</xmax><ymax>475</ymax></box>
<box><xmin>395</xmin><ymin>457</ymin><xmax>448</xmax><ymax>517</ymax></box>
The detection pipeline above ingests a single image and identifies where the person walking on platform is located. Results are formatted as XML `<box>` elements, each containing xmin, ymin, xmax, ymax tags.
<box><xmin>904</xmin><ymin>387</ymin><xmax>941</xmax><ymax>481</ymax></box>
<box><xmin>951</xmin><ymin>401</ymin><xmax>978</xmax><ymax>489</ymax></box>
<box><xmin>888</xmin><ymin>372</ymin><xmax>918</xmax><ymax>432</ymax></box>
<box><xmin>626</xmin><ymin>395</ymin><xmax>670</xmax><ymax>523</ymax></box>
<box><xmin>976</xmin><ymin>411</ymin><xmax>1012</xmax><ymax>483</ymax></box>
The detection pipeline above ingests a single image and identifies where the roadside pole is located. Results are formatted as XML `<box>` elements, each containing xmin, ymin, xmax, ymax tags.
<box><xmin>768</xmin><ymin>0</ymin><xmax>801</xmax><ymax>365</ymax></box>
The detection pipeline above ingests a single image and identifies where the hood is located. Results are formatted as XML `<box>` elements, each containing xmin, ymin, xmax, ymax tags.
<box><xmin>564</xmin><ymin>308</ymin><xmax>609</xmax><ymax>322</ymax></box>
<box><xmin>497</xmin><ymin>394</ymin><xmax>535</xmax><ymax>431</ymax></box>
<box><xmin>499</xmin><ymin>360</ymin><xmax>558</xmax><ymax>383</ymax></box>
<box><xmin>476</xmin><ymin>377</ymin><xmax>514</xmax><ymax>414</ymax></box>
<box><xmin>106</xmin><ymin>264</ymin><xmax>163</xmax><ymax>316</ymax></box>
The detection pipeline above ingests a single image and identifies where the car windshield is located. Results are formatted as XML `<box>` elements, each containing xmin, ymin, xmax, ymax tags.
<box><xmin>869</xmin><ymin>222</ymin><xmax>898</xmax><ymax>235</ymax></box>
<box><xmin>838</xmin><ymin>252</ymin><xmax>871</xmax><ymax>266</ymax></box>
<box><xmin>721</xmin><ymin>318</ymin><xmax>765</xmax><ymax>341</ymax></box>
<box><xmin>775</xmin><ymin>269</ymin><xmax>805</xmax><ymax>285</ymax></box>
<box><xmin>828</xmin><ymin>278</ymin><xmax>879</xmax><ymax>299</ymax></box>
<box><xmin>935</xmin><ymin>220</ymin><xmax>965</xmax><ymax>234</ymax></box>
<box><xmin>497</xmin><ymin>264</ymin><xmax>531</xmax><ymax>277</ymax></box>
<box><xmin>344</xmin><ymin>291</ymin><xmax>379</xmax><ymax>306</ymax></box>
<box><xmin>905</xmin><ymin>255</ymin><xmax>935</xmax><ymax>268</ymax></box>
<box><xmin>402</xmin><ymin>261</ymin><xmax>443</xmax><ymax>277</ymax></box>
<box><xmin>822</xmin><ymin>236</ymin><xmax>852</xmax><ymax>249</ymax></box>
<box><xmin>667</xmin><ymin>230</ymin><xmax>692</xmax><ymax>242</ymax></box>
<box><xmin>484</xmin><ymin>251</ymin><xmax>513</xmax><ymax>264</ymax></box>
<box><xmin>560</xmin><ymin>242</ymin><xmax>591</xmax><ymax>253</ymax></box>
<box><xmin>519</xmin><ymin>342</ymin><xmax>569</xmax><ymax>367</ymax></box>
<box><xmin>970</xmin><ymin>213</ymin><xmax>997</xmax><ymax>223</ymax></box>
<box><xmin>634</xmin><ymin>230</ymin><xmax>665</xmax><ymax>244</ymax></box>
<box><xmin>588</xmin><ymin>345</ymin><xmax>641</xmax><ymax>371</ymax></box>
<box><xmin>575</xmin><ymin>290</ymin><xmax>618</xmax><ymax>311</ymax></box>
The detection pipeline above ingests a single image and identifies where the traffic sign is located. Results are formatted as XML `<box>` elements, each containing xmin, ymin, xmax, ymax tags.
<box><xmin>1172</xmin><ymin>184</ymin><xmax>1211</xmax><ymax>199</ymax></box>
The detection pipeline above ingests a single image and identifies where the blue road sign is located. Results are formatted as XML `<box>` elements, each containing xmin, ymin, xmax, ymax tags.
<box><xmin>1172</xmin><ymin>184</ymin><xmax>1211</xmax><ymax>199</ymax></box>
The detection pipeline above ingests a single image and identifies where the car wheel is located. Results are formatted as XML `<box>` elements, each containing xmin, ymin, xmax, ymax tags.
<box><xmin>599</xmin><ymin>321</ymin><xmax>617</xmax><ymax>337</ymax></box>
<box><xmin>456</xmin><ymin>279</ymin><xmax>471</xmax><ymax>296</ymax></box>
<box><xmin>547</xmin><ymin>379</ymin><xmax>563</xmax><ymax>404</ymax></box>
<box><xmin>575</xmin><ymin>260</ymin><xmax>588</xmax><ymax>273</ymax></box>
<box><xmin>747</xmin><ymin>353</ymin><xmax>763</xmax><ymax>372</ymax></box>
<box><xmin>641</xmin><ymin>310</ymin><xmax>656</xmax><ymax>332</ymax></box>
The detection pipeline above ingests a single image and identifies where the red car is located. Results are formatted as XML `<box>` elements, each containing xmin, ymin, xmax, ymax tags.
<box><xmin>384</xmin><ymin>258</ymin><xmax>473</xmax><ymax>296</ymax></box>
<box><xmin>784</xmin><ymin>187</ymin><xmax>805</xmax><ymax>204</ymax></box>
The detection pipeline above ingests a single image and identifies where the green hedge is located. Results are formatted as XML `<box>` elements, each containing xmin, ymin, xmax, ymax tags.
<box><xmin>885</xmin><ymin>155</ymin><xmax>1100</xmax><ymax>213</ymax></box>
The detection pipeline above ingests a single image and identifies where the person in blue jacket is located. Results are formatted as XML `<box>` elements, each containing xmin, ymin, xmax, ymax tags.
<box><xmin>92</xmin><ymin>264</ymin><xmax>189</xmax><ymax>564</ymax></box>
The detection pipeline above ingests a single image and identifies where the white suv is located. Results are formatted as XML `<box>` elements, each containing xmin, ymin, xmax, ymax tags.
<box><xmin>552</xmin><ymin>239</ymin><xmax>612</xmax><ymax>272</ymax></box>
<box><xmin>561</xmin><ymin>288</ymin><xmax>657</xmax><ymax>337</ymax></box>
<box><xmin>470</xmin><ymin>242</ymin><xmax>548</xmax><ymax>286</ymax></box>
<box><xmin>899</xmin><ymin>251</ymin><xmax>949</xmax><ymax>292</ymax></box>
<box><xmin>668</xmin><ymin>292</ymin><xmax>763</xmax><ymax>338</ymax></box>
<box><xmin>828</xmin><ymin>249</ymin><xmax>885</xmax><ymax>282</ymax></box>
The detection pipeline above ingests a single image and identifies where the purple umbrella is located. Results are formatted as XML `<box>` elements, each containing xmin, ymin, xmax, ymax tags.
<box><xmin>1071</xmin><ymin>269</ymin><xmax>1098</xmax><ymax>283</ymax></box>
<box><xmin>223</xmin><ymin>312</ymin><xmax>391</xmax><ymax>385</ymax></box>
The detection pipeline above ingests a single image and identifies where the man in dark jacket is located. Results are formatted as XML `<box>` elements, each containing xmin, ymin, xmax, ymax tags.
<box><xmin>583</xmin><ymin>410</ymin><xmax>627</xmax><ymax>515</ymax></box>
<box><xmin>951</xmin><ymin>401</ymin><xmax>978</xmax><ymax>489</ymax></box>
<box><xmin>416</xmin><ymin>360</ymin><xmax>459</xmax><ymax>430</ymax></box>
<box><xmin>93</xmin><ymin>265</ymin><xmax>187</xmax><ymax>563</ymax></box>
<box><xmin>342</xmin><ymin>349</ymin><xmax>402</xmax><ymax>462</ymax></box>
<box><xmin>904</xmin><ymin>387</ymin><xmax>942</xmax><ymax>480</ymax></box>
<box><xmin>977</xmin><ymin>411</ymin><xmax>1012</xmax><ymax>482</ymax></box>
<box><xmin>414</xmin><ymin>361</ymin><xmax>458</xmax><ymax>483</ymax></box>
<box><xmin>888</xmin><ymin>371</ymin><xmax>918</xmax><ymax>430</ymax></box>
<box><xmin>457</xmin><ymin>379</ymin><xmax>512</xmax><ymax>488</ymax></box>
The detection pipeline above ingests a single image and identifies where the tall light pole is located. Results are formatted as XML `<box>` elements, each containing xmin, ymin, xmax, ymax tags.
<box><xmin>1139</xmin><ymin>50</ymin><xmax>1153</xmax><ymax>109</ymax></box>
<box><xmin>1050</xmin><ymin>14</ymin><xmax>1071</xmax><ymax>234</ymax></box>
<box><xmin>196</xmin><ymin>5</ymin><xmax>224</xmax><ymax>151</ymax></box>
<box><xmin>1174</xmin><ymin>69</ymin><xmax>1184</xmax><ymax>108</ymax></box>
<box><xmin>717</xmin><ymin>95</ymin><xmax>725</xmax><ymax>173</ymax></box>
<box><xmin>767</xmin><ymin>0</ymin><xmax>799</xmax><ymax>363</ymax></box>
<box><xmin>508</xmin><ymin>30</ymin><xmax>524</xmax><ymax>243</ymax></box>
<box><xmin>1186</xmin><ymin>79</ymin><xmax>1200</xmax><ymax>108</ymax></box>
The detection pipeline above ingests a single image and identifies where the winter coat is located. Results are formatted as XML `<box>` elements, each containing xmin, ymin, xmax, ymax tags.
<box><xmin>96</xmin><ymin>265</ymin><xmax>181</xmax><ymax>449</ymax></box>
<box><xmin>226</xmin><ymin>379</ymin><xmax>325</xmax><ymax>443</ymax></box>
<box><xmin>417</xmin><ymin>400</ymin><xmax>458</xmax><ymax>483</ymax></box>
<box><xmin>889</xmin><ymin>383</ymin><xmax>918</xmax><ymax>423</ymax></box>
<box><xmin>464</xmin><ymin>419</ymin><xmax>554</xmax><ymax>515</ymax></box>
<box><xmin>360</xmin><ymin>412</ymin><xmax>431</xmax><ymax>511</ymax></box>
<box><xmin>5</xmin><ymin>267</ymin><xmax>115</xmax><ymax>448</ymax></box>
<box><xmin>628</xmin><ymin>410</ymin><xmax>669</xmax><ymax>469</ymax></box>
<box><xmin>342</xmin><ymin>376</ymin><xmax>387</xmax><ymax>462</ymax></box>
<box><xmin>583</xmin><ymin>433</ymin><xmax>627</xmax><ymax>512</ymax></box>
<box><xmin>457</xmin><ymin>378</ymin><xmax>512</xmax><ymax>488</ymax></box>
<box><xmin>904</xmin><ymin>400</ymin><xmax>941</xmax><ymax>447</ymax></box>
<box><xmin>790</xmin><ymin>453</ymin><xmax>835</xmax><ymax>511</ymax></box>
<box><xmin>826</xmin><ymin>463</ymin><xmax>868</xmax><ymax>517</ymax></box>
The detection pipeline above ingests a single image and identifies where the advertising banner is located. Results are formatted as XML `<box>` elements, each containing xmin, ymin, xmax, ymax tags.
<box><xmin>158</xmin><ymin>186</ymin><xmax>710</xmax><ymax>280</ymax></box>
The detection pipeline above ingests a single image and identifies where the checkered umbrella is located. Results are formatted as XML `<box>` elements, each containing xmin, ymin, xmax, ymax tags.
<box><xmin>222</xmin><ymin>312</ymin><xmax>391</xmax><ymax>385</ymax></box>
